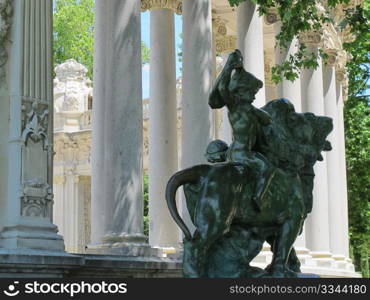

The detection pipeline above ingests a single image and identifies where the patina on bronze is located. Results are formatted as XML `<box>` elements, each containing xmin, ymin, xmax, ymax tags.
<box><xmin>166</xmin><ymin>50</ymin><xmax>333</xmax><ymax>278</ymax></box>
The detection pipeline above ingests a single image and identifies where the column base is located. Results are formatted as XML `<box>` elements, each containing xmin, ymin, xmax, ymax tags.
<box><xmin>309</xmin><ymin>251</ymin><xmax>335</xmax><ymax>268</ymax></box>
<box><xmin>86</xmin><ymin>243</ymin><xmax>163</xmax><ymax>257</ymax></box>
<box><xmin>87</xmin><ymin>233</ymin><xmax>161</xmax><ymax>257</ymax></box>
<box><xmin>0</xmin><ymin>219</ymin><xmax>65</xmax><ymax>251</ymax></box>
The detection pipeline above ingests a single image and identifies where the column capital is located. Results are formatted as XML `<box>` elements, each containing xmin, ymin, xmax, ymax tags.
<box><xmin>264</xmin><ymin>8</ymin><xmax>280</xmax><ymax>25</ymax></box>
<box><xmin>298</xmin><ymin>29</ymin><xmax>323</xmax><ymax>47</ymax></box>
<box><xmin>141</xmin><ymin>0</ymin><xmax>182</xmax><ymax>15</ymax></box>
<box><xmin>0</xmin><ymin>0</ymin><xmax>13</xmax><ymax>85</ymax></box>
<box><xmin>334</xmin><ymin>49</ymin><xmax>349</xmax><ymax>84</ymax></box>
<box><xmin>340</xmin><ymin>26</ymin><xmax>356</xmax><ymax>44</ymax></box>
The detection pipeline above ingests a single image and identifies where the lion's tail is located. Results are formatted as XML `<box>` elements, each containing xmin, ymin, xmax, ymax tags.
<box><xmin>165</xmin><ymin>165</ymin><xmax>210</xmax><ymax>241</ymax></box>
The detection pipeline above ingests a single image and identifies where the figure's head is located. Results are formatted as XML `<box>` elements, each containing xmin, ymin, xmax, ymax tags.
<box><xmin>205</xmin><ymin>139</ymin><xmax>229</xmax><ymax>163</ymax></box>
<box><xmin>228</xmin><ymin>68</ymin><xmax>263</xmax><ymax>104</ymax></box>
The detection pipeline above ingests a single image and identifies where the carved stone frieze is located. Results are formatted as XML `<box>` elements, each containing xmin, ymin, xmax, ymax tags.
<box><xmin>215</xmin><ymin>35</ymin><xmax>237</xmax><ymax>54</ymax></box>
<box><xmin>299</xmin><ymin>29</ymin><xmax>323</xmax><ymax>47</ymax></box>
<box><xmin>141</xmin><ymin>0</ymin><xmax>182</xmax><ymax>15</ymax></box>
<box><xmin>0</xmin><ymin>0</ymin><xmax>12</xmax><ymax>84</ymax></box>
<box><xmin>21</xmin><ymin>179</ymin><xmax>52</xmax><ymax>217</ymax></box>
<box><xmin>213</xmin><ymin>17</ymin><xmax>227</xmax><ymax>37</ymax></box>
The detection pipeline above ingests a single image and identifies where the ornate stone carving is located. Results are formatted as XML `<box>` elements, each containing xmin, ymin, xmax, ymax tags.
<box><xmin>213</xmin><ymin>17</ymin><xmax>227</xmax><ymax>37</ymax></box>
<box><xmin>264</xmin><ymin>54</ymin><xmax>274</xmax><ymax>86</ymax></box>
<box><xmin>340</xmin><ymin>26</ymin><xmax>356</xmax><ymax>44</ymax></box>
<box><xmin>264</xmin><ymin>8</ymin><xmax>280</xmax><ymax>25</ymax></box>
<box><xmin>299</xmin><ymin>30</ymin><xmax>323</xmax><ymax>47</ymax></box>
<box><xmin>141</xmin><ymin>0</ymin><xmax>182</xmax><ymax>15</ymax></box>
<box><xmin>21</xmin><ymin>179</ymin><xmax>52</xmax><ymax>217</ymax></box>
<box><xmin>21</xmin><ymin>100</ymin><xmax>49</xmax><ymax>149</ymax></box>
<box><xmin>215</xmin><ymin>35</ymin><xmax>237</xmax><ymax>54</ymax></box>
<box><xmin>0</xmin><ymin>0</ymin><xmax>12</xmax><ymax>84</ymax></box>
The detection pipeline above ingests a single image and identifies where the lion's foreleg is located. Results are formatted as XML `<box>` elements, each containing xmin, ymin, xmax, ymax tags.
<box><xmin>268</xmin><ymin>218</ymin><xmax>303</xmax><ymax>277</ymax></box>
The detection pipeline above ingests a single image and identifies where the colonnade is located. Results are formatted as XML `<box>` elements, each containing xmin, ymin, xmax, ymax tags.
<box><xmin>0</xmin><ymin>0</ymin><xmax>356</xmax><ymax>276</ymax></box>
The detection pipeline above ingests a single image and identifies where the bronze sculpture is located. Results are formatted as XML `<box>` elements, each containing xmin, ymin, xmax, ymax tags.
<box><xmin>166</xmin><ymin>50</ymin><xmax>333</xmax><ymax>277</ymax></box>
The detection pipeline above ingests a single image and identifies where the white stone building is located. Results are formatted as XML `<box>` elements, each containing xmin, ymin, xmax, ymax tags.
<box><xmin>0</xmin><ymin>0</ymin><xmax>362</xmax><ymax>277</ymax></box>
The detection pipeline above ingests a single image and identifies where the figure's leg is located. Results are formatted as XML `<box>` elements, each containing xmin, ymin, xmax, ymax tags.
<box><xmin>268</xmin><ymin>219</ymin><xmax>302</xmax><ymax>277</ymax></box>
<box><xmin>182</xmin><ymin>199</ymin><xmax>234</xmax><ymax>277</ymax></box>
<box><xmin>265</xmin><ymin>237</ymin><xmax>301</xmax><ymax>273</ymax></box>
<box><xmin>253</xmin><ymin>168</ymin><xmax>276</xmax><ymax>209</ymax></box>
<box><xmin>287</xmin><ymin>247</ymin><xmax>301</xmax><ymax>273</ymax></box>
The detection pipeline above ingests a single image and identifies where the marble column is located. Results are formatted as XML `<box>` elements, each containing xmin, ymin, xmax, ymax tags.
<box><xmin>323</xmin><ymin>59</ymin><xmax>345</xmax><ymax>262</ymax></box>
<box><xmin>149</xmin><ymin>9</ymin><xmax>179</xmax><ymax>248</ymax></box>
<box><xmin>0</xmin><ymin>0</ymin><xmax>64</xmax><ymax>251</ymax></box>
<box><xmin>274</xmin><ymin>28</ymin><xmax>302</xmax><ymax>111</ymax></box>
<box><xmin>181</xmin><ymin>0</ymin><xmax>213</xmax><ymax>231</ymax></box>
<box><xmin>301</xmin><ymin>45</ymin><xmax>333</xmax><ymax>266</ymax></box>
<box><xmin>90</xmin><ymin>0</ymin><xmax>147</xmax><ymax>254</ymax></box>
<box><xmin>237</xmin><ymin>1</ymin><xmax>266</xmax><ymax>107</ymax></box>
<box><xmin>335</xmin><ymin>78</ymin><xmax>350</xmax><ymax>260</ymax></box>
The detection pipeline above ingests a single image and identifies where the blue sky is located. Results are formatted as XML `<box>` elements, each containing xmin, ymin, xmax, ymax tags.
<box><xmin>141</xmin><ymin>12</ymin><xmax>182</xmax><ymax>99</ymax></box>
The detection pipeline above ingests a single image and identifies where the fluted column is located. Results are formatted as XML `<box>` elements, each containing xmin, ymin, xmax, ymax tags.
<box><xmin>90</xmin><ymin>0</ymin><xmax>146</xmax><ymax>253</ymax></box>
<box><xmin>181</xmin><ymin>0</ymin><xmax>213</xmax><ymax>231</ymax></box>
<box><xmin>335</xmin><ymin>76</ymin><xmax>350</xmax><ymax>260</ymax></box>
<box><xmin>322</xmin><ymin>54</ymin><xmax>345</xmax><ymax>261</ymax></box>
<box><xmin>301</xmin><ymin>43</ymin><xmax>333</xmax><ymax>266</ymax></box>
<box><xmin>0</xmin><ymin>0</ymin><xmax>64</xmax><ymax>251</ymax></box>
<box><xmin>149</xmin><ymin>8</ymin><xmax>179</xmax><ymax>248</ymax></box>
<box><xmin>237</xmin><ymin>1</ymin><xmax>266</xmax><ymax>107</ymax></box>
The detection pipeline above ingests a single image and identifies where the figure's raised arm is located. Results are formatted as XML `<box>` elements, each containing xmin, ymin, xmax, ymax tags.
<box><xmin>209</xmin><ymin>50</ymin><xmax>243</xmax><ymax>109</ymax></box>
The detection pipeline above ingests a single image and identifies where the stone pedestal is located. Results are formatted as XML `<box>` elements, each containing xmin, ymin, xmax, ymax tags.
<box><xmin>0</xmin><ymin>0</ymin><xmax>64</xmax><ymax>251</ymax></box>
<box><xmin>89</xmin><ymin>0</ymin><xmax>147</xmax><ymax>253</ymax></box>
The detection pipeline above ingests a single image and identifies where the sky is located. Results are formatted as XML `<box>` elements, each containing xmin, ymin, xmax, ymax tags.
<box><xmin>141</xmin><ymin>12</ymin><xmax>183</xmax><ymax>99</ymax></box>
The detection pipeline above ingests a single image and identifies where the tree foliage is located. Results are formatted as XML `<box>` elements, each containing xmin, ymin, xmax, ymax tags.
<box><xmin>228</xmin><ymin>0</ymin><xmax>362</xmax><ymax>83</ymax></box>
<box><xmin>53</xmin><ymin>0</ymin><xmax>95</xmax><ymax>78</ymax></box>
<box><xmin>53</xmin><ymin>0</ymin><xmax>150</xmax><ymax>79</ymax></box>
<box><xmin>343</xmin><ymin>0</ymin><xmax>370</xmax><ymax>278</ymax></box>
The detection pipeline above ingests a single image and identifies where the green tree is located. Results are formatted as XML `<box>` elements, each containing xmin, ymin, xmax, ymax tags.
<box><xmin>53</xmin><ymin>0</ymin><xmax>150</xmax><ymax>79</ymax></box>
<box><xmin>228</xmin><ymin>0</ymin><xmax>362</xmax><ymax>83</ymax></box>
<box><xmin>343</xmin><ymin>0</ymin><xmax>370</xmax><ymax>278</ymax></box>
<box><xmin>53</xmin><ymin>0</ymin><xmax>95</xmax><ymax>78</ymax></box>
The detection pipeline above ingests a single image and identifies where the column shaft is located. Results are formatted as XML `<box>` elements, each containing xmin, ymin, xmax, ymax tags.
<box><xmin>301</xmin><ymin>48</ymin><xmax>332</xmax><ymax>262</ymax></box>
<box><xmin>0</xmin><ymin>0</ymin><xmax>64</xmax><ymax>251</ymax></box>
<box><xmin>181</xmin><ymin>0</ymin><xmax>213</xmax><ymax>231</ymax></box>
<box><xmin>90</xmin><ymin>0</ymin><xmax>145</xmax><ymax>249</ymax></box>
<box><xmin>274</xmin><ymin>28</ymin><xmax>302</xmax><ymax>112</ymax></box>
<box><xmin>149</xmin><ymin>9</ymin><xmax>179</xmax><ymax>247</ymax></box>
<box><xmin>323</xmin><ymin>65</ymin><xmax>345</xmax><ymax>259</ymax></box>
<box><xmin>336</xmin><ymin>81</ymin><xmax>350</xmax><ymax>258</ymax></box>
<box><xmin>237</xmin><ymin>1</ymin><xmax>266</xmax><ymax>107</ymax></box>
